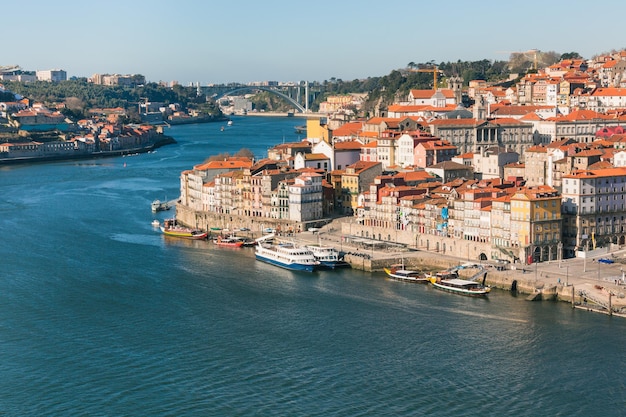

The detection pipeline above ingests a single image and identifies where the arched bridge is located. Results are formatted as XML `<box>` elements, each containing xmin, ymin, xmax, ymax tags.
<box><xmin>213</xmin><ymin>86</ymin><xmax>307</xmax><ymax>113</ymax></box>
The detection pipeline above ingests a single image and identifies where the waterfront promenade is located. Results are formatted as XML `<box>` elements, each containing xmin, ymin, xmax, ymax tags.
<box><xmin>294</xmin><ymin>217</ymin><xmax>626</xmax><ymax>316</ymax></box>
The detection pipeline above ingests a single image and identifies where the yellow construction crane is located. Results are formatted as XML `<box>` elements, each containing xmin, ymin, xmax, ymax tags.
<box><xmin>408</xmin><ymin>66</ymin><xmax>442</xmax><ymax>91</ymax></box>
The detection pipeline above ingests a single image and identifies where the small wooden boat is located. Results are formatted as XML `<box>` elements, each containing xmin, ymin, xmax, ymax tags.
<box><xmin>384</xmin><ymin>266</ymin><xmax>429</xmax><ymax>283</ymax></box>
<box><xmin>428</xmin><ymin>275</ymin><xmax>491</xmax><ymax>296</ymax></box>
<box><xmin>214</xmin><ymin>236</ymin><xmax>244</xmax><ymax>247</ymax></box>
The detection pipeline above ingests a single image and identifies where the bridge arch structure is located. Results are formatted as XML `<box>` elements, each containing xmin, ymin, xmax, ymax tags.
<box><xmin>213</xmin><ymin>86</ymin><xmax>307</xmax><ymax>113</ymax></box>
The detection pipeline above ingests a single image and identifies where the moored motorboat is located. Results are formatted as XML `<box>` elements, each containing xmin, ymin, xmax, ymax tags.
<box><xmin>151</xmin><ymin>199</ymin><xmax>171</xmax><ymax>212</ymax></box>
<box><xmin>160</xmin><ymin>219</ymin><xmax>207</xmax><ymax>240</ymax></box>
<box><xmin>255</xmin><ymin>234</ymin><xmax>319</xmax><ymax>272</ymax></box>
<box><xmin>428</xmin><ymin>275</ymin><xmax>491</xmax><ymax>296</ymax></box>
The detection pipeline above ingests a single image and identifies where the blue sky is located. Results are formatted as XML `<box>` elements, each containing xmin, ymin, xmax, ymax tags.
<box><xmin>3</xmin><ymin>0</ymin><xmax>625</xmax><ymax>85</ymax></box>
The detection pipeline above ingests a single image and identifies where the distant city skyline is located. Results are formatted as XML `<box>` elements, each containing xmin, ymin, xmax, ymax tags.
<box><xmin>4</xmin><ymin>0</ymin><xmax>626</xmax><ymax>85</ymax></box>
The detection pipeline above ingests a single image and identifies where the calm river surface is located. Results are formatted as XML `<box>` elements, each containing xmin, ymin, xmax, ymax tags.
<box><xmin>0</xmin><ymin>117</ymin><xmax>624</xmax><ymax>416</ymax></box>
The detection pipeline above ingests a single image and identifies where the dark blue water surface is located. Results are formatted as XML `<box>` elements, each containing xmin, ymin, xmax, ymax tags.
<box><xmin>1</xmin><ymin>117</ymin><xmax>624</xmax><ymax>416</ymax></box>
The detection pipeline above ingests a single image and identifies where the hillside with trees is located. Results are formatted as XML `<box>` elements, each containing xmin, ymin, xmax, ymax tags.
<box><xmin>1</xmin><ymin>79</ymin><xmax>222</xmax><ymax>122</ymax></box>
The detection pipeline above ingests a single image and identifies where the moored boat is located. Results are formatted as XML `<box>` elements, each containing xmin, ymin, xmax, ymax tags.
<box><xmin>306</xmin><ymin>244</ymin><xmax>350</xmax><ymax>269</ymax></box>
<box><xmin>255</xmin><ymin>234</ymin><xmax>319</xmax><ymax>272</ymax></box>
<box><xmin>428</xmin><ymin>275</ymin><xmax>491</xmax><ymax>296</ymax></box>
<box><xmin>384</xmin><ymin>265</ymin><xmax>428</xmax><ymax>283</ymax></box>
<box><xmin>160</xmin><ymin>219</ymin><xmax>207</xmax><ymax>240</ymax></box>
<box><xmin>151</xmin><ymin>199</ymin><xmax>171</xmax><ymax>212</ymax></box>
<box><xmin>214</xmin><ymin>235</ymin><xmax>244</xmax><ymax>247</ymax></box>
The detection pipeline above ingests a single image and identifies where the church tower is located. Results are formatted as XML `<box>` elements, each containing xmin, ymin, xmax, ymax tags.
<box><xmin>473</xmin><ymin>95</ymin><xmax>487</xmax><ymax>120</ymax></box>
<box><xmin>448</xmin><ymin>75</ymin><xmax>463</xmax><ymax>105</ymax></box>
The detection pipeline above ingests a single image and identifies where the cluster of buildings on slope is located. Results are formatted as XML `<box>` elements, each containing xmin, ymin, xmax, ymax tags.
<box><xmin>177</xmin><ymin>51</ymin><xmax>626</xmax><ymax>264</ymax></box>
<box><xmin>0</xmin><ymin>65</ymin><xmax>148</xmax><ymax>87</ymax></box>
<box><xmin>0</xmin><ymin>87</ymin><xmax>166</xmax><ymax>160</ymax></box>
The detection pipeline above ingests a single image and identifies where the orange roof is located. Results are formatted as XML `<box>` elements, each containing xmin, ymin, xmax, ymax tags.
<box><xmin>551</xmin><ymin>109</ymin><xmax>610</xmax><ymax>122</ymax></box>
<box><xmin>591</xmin><ymin>87</ymin><xmax>626</xmax><ymax>97</ymax></box>
<box><xmin>358</xmin><ymin>131</ymin><xmax>379</xmax><ymax>138</ymax></box>
<box><xmin>387</xmin><ymin>104</ymin><xmax>429</xmax><ymax>112</ymax></box>
<box><xmin>574</xmin><ymin>149</ymin><xmax>604</xmax><ymax>157</ymax></box>
<box><xmin>588</xmin><ymin>161</ymin><xmax>613</xmax><ymax>170</ymax></box>
<box><xmin>410</xmin><ymin>89</ymin><xmax>455</xmax><ymax>99</ymax></box>
<box><xmin>526</xmin><ymin>145</ymin><xmax>547</xmax><ymax>153</ymax></box>
<box><xmin>564</xmin><ymin>167</ymin><xmax>626</xmax><ymax>179</ymax></box>
<box><xmin>304</xmin><ymin>153</ymin><xmax>329</xmax><ymax>160</ymax></box>
<box><xmin>334</xmin><ymin>140</ymin><xmax>363</xmax><ymax>150</ymax></box>
<box><xmin>332</xmin><ymin>122</ymin><xmax>363</xmax><ymax>137</ymax></box>
<box><xmin>194</xmin><ymin>159</ymin><xmax>253</xmax><ymax>171</ymax></box>
<box><xmin>399</xmin><ymin>170</ymin><xmax>433</xmax><ymax>181</ymax></box>
<box><xmin>520</xmin><ymin>112</ymin><xmax>544</xmax><ymax>121</ymax></box>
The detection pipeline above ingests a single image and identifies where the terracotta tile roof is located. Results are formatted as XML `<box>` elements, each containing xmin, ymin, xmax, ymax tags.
<box><xmin>332</xmin><ymin>122</ymin><xmax>363</xmax><ymax>137</ymax></box>
<box><xmin>564</xmin><ymin>167</ymin><xmax>626</xmax><ymax>179</ymax></box>
<box><xmin>387</xmin><ymin>104</ymin><xmax>430</xmax><ymax>112</ymax></box>
<box><xmin>526</xmin><ymin>145</ymin><xmax>547</xmax><ymax>153</ymax></box>
<box><xmin>551</xmin><ymin>109</ymin><xmax>611</xmax><ymax>122</ymax></box>
<box><xmin>591</xmin><ymin>87</ymin><xmax>626</xmax><ymax>97</ymax></box>
<box><xmin>358</xmin><ymin>131</ymin><xmax>380</xmax><ymax>138</ymax></box>
<box><xmin>588</xmin><ymin>160</ymin><xmax>613</xmax><ymax>170</ymax></box>
<box><xmin>574</xmin><ymin>149</ymin><xmax>604</xmax><ymax>157</ymax></box>
<box><xmin>397</xmin><ymin>170</ymin><xmax>433</xmax><ymax>181</ymax></box>
<box><xmin>334</xmin><ymin>140</ymin><xmax>363</xmax><ymax>150</ymax></box>
<box><xmin>304</xmin><ymin>153</ymin><xmax>329</xmax><ymax>160</ymax></box>
<box><xmin>194</xmin><ymin>159</ymin><xmax>253</xmax><ymax>171</ymax></box>
<box><xmin>520</xmin><ymin>112</ymin><xmax>544</xmax><ymax>121</ymax></box>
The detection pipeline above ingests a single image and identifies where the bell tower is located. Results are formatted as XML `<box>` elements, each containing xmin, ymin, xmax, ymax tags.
<box><xmin>448</xmin><ymin>75</ymin><xmax>463</xmax><ymax>105</ymax></box>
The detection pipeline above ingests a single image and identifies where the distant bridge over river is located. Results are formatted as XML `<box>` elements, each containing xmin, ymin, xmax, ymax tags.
<box><xmin>201</xmin><ymin>82</ymin><xmax>322</xmax><ymax>113</ymax></box>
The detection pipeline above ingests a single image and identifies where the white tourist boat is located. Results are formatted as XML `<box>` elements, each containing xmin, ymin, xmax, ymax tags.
<box><xmin>306</xmin><ymin>244</ymin><xmax>350</xmax><ymax>269</ymax></box>
<box><xmin>255</xmin><ymin>234</ymin><xmax>319</xmax><ymax>272</ymax></box>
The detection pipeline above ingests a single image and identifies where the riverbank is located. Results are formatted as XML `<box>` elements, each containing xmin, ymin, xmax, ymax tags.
<box><xmin>238</xmin><ymin>111</ymin><xmax>325</xmax><ymax>119</ymax></box>
<box><xmin>301</xmin><ymin>217</ymin><xmax>626</xmax><ymax>317</ymax></box>
<box><xmin>0</xmin><ymin>135</ymin><xmax>176</xmax><ymax>165</ymax></box>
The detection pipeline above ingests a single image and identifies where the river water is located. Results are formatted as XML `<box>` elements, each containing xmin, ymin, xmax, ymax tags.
<box><xmin>0</xmin><ymin>117</ymin><xmax>624</xmax><ymax>416</ymax></box>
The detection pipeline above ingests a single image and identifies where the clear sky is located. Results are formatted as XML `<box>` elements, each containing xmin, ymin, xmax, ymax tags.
<box><xmin>3</xmin><ymin>0</ymin><xmax>625</xmax><ymax>85</ymax></box>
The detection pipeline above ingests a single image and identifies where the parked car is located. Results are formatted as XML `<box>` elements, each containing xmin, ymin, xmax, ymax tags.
<box><xmin>598</xmin><ymin>258</ymin><xmax>614</xmax><ymax>264</ymax></box>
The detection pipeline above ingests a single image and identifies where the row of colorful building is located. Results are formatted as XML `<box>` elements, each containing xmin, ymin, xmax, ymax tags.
<box><xmin>177</xmin><ymin>52</ymin><xmax>626</xmax><ymax>264</ymax></box>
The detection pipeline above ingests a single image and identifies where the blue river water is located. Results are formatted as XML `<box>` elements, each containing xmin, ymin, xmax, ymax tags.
<box><xmin>0</xmin><ymin>117</ymin><xmax>624</xmax><ymax>416</ymax></box>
